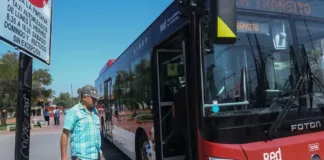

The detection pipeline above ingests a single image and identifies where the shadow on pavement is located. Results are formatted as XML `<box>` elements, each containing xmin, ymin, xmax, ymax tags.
<box><xmin>101</xmin><ymin>138</ymin><xmax>131</xmax><ymax>160</ymax></box>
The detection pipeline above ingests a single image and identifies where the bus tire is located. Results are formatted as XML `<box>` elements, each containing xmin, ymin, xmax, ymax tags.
<box><xmin>136</xmin><ymin>133</ymin><xmax>150</xmax><ymax>160</ymax></box>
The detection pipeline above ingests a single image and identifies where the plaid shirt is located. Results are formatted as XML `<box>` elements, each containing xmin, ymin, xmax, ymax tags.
<box><xmin>63</xmin><ymin>103</ymin><xmax>101</xmax><ymax>160</ymax></box>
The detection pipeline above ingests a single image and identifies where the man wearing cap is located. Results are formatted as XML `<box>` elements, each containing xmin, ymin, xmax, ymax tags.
<box><xmin>60</xmin><ymin>85</ymin><xmax>102</xmax><ymax>160</ymax></box>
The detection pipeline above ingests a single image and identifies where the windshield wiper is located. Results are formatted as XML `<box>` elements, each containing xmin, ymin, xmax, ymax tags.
<box><xmin>265</xmin><ymin>46</ymin><xmax>304</xmax><ymax>140</ymax></box>
<box><xmin>267</xmin><ymin>76</ymin><xmax>304</xmax><ymax>139</ymax></box>
<box><xmin>301</xmin><ymin>45</ymin><xmax>314</xmax><ymax>111</ymax></box>
<box><xmin>300</xmin><ymin>45</ymin><xmax>324</xmax><ymax>118</ymax></box>
<box><xmin>266</xmin><ymin>45</ymin><xmax>324</xmax><ymax>139</ymax></box>
<box><xmin>300</xmin><ymin>45</ymin><xmax>324</xmax><ymax>110</ymax></box>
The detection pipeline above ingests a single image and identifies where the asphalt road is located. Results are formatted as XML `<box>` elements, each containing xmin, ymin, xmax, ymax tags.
<box><xmin>0</xmin><ymin>132</ymin><xmax>130</xmax><ymax>160</ymax></box>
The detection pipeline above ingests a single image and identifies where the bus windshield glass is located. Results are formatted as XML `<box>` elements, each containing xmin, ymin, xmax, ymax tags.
<box><xmin>202</xmin><ymin>14</ymin><xmax>324</xmax><ymax>119</ymax></box>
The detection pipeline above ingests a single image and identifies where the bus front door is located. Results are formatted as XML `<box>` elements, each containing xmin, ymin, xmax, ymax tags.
<box><xmin>155</xmin><ymin>47</ymin><xmax>187</xmax><ymax>160</ymax></box>
<box><xmin>104</xmin><ymin>79</ymin><xmax>113</xmax><ymax>140</ymax></box>
<box><xmin>107</xmin><ymin>79</ymin><xmax>113</xmax><ymax>138</ymax></box>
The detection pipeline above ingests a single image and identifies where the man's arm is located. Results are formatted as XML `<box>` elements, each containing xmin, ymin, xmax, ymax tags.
<box><xmin>60</xmin><ymin>109</ymin><xmax>76</xmax><ymax>160</ymax></box>
<box><xmin>60</xmin><ymin>129</ymin><xmax>70</xmax><ymax>160</ymax></box>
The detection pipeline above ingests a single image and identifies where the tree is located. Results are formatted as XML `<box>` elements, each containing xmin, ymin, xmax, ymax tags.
<box><xmin>133</xmin><ymin>59</ymin><xmax>151</xmax><ymax>110</ymax></box>
<box><xmin>110</xmin><ymin>58</ymin><xmax>152</xmax><ymax>117</ymax></box>
<box><xmin>0</xmin><ymin>51</ymin><xmax>19</xmax><ymax>125</ymax></box>
<box><xmin>53</xmin><ymin>92</ymin><xmax>73</xmax><ymax>108</ymax></box>
<box><xmin>31</xmin><ymin>69</ymin><xmax>54</xmax><ymax>106</ymax></box>
<box><xmin>72</xmin><ymin>97</ymin><xmax>79</xmax><ymax>105</ymax></box>
<box><xmin>77</xmin><ymin>88</ymin><xmax>82</xmax><ymax>98</ymax></box>
<box><xmin>112</xmin><ymin>73</ymin><xmax>123</xmax><ymax>108</ymax></box>
<box><xmin>0</xmin><ymin>51</ymin><xmax>54</xmax><ymax>125</ymax></box>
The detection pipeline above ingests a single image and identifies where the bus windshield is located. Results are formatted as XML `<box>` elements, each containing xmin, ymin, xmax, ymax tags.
<box><xmin>202</xmin><ymin>14</ymin><xmax>324</xmax><ymax>119</ymax></box>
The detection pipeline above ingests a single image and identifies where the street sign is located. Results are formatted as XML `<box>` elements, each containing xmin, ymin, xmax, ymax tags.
<box><xmin>0</xmin><ymin>0</ymin><xmax>53</xmax><ymax>65</ymax></box>
<box><xmin>167</xmin><ymin>63</ymin><xmax>178</xmax><ymax>76</ymax></box>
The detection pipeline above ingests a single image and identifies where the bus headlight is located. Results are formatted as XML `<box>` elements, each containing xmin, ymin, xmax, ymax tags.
<box><xmin>311</xmin><ymin>154</ymin><xmax>321</xmax><ymax>160</ymax></box>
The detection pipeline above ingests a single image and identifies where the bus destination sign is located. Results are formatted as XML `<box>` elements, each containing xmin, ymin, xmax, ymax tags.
<box><xmin>237</xmin><ymin>22</ymin><xmax>260</xmax><ymax>32</ymax></box>
<box><xmin>237</xmin><ymin>21</ymin><xmax>269</xmax><ymax>34</ymax></box>
<box><xmin>236</xmin><ymin>0</ymin><xmax>324</xmax><ymax>19</ymax></box>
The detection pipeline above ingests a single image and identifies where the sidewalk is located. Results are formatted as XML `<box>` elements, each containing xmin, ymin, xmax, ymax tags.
<box><xmin>0</xmin><ymin>115</ymin><xmax>65</xmax><ymax>136</ymax></box>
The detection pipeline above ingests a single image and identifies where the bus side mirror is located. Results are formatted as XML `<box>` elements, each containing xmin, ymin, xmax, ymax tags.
<box><xmin>209</xmin><ymin>0</ymin><xmax>237</xmax><ymax>44</ymax></box>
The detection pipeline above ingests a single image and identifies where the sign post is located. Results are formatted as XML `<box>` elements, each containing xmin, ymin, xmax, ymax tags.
<box><xmin>0</xmin><ymin>0</ymin><xmax>53</xmax><ymax>159</ymax></box>
<box><xmin>14</xmin><ymin>52</ymin><xmax>32</xmax><ymax>160</ymax></box>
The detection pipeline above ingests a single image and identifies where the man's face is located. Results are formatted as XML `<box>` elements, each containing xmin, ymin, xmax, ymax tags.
<box><xmin>83</xmin><ymin>95</ymin><xmax>97</xmax><ymax>108</ymax></box>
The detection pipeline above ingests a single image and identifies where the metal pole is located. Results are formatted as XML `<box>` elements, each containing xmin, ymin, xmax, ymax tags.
<box><xmin>184</xmin><ymin>1</ymin><xmax>200</xmax><ymax>160</ymax></box>
<box><xmin>71</xmin><ymin>84</ymin><xmax>73</xmax><ymax>98</ymax></box>
<box><xmin>15</xmin><ymin>52</ymin><xmax>33</xmax><ymax>160</ymax></box>
<box><xmin>71</xmin><ymin>84</ymin><xmax>73</xmax><ymax>106</ymax></box>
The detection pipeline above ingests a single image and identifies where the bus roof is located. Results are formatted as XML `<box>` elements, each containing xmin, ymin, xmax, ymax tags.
<box><xmin>99</xmin><ymin>59</ymin><xmax>115</xmax><ymax>76</ymax></box>
<box><xmin>97</xmin><ymin>0</ymin><xmax>324</xmax><ymax>80</ymax></box>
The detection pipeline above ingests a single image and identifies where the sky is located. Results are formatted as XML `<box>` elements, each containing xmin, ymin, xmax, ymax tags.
<box><xmin>0</xmin><ymin>0</ymin><xmax>173</xmax><ymax>97</ymax></box>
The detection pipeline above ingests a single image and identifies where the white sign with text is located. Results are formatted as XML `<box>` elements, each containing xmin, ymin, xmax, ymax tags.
<box><xmin>263</xmin><ymin>148</ymin><xmax>282</xmax><ymax>160</ymax></box>
<box><xmin>0</xmin><ymin>0</ymin><xmax>52</xmax><ymax>64</ymax></box>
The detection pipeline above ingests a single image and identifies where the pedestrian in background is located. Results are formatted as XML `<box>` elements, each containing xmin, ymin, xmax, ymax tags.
<box><xmin>54</xmin><ymin>107</ymin><xmax>60</xmax><ymax>125</ymax></box>
<box><xmin>60</xmin><ymin>85</ymin><xmax>103</xmax><ymax>160</ymax></box>
<box><xmin>44</xmin><ymin>109</ymin><xmax>50</xmax><ymax>126</ymax></box>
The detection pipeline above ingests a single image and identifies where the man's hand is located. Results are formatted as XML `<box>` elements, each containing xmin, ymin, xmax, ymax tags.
<box><xmin>61</xmin><ymin>155</ymin><xmax>68</xmax><ymax>160</ymax></box>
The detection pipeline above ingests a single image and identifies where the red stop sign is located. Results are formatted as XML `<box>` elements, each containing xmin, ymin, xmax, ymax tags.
<box><xmin>28</xmin><ymin>0</ymin><xmax>49</xmax><ymax>8</ymax></box>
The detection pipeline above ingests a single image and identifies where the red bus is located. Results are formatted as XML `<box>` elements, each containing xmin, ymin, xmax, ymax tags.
<box><xmin>95</xmin><ymin>0</ymin><xmax>324</xmax><ymax>159</ymax></box>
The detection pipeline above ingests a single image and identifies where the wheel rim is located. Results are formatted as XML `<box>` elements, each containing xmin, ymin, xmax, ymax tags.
<box><xmin>140</xmin><ymin>141</ymin><xmax>150</xmax><ymax>160</ymax></box>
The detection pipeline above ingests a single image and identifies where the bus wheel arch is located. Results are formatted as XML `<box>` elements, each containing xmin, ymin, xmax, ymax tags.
<box><xmin>135</xmin><ymin>128</ymin><xmax>150</xmax><ymax>160</ymax></box>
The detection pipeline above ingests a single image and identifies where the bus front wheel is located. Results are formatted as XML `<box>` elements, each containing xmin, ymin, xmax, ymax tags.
<box><xmin>136</xmin><ymin>134</ymin><xmax>150</xmax><ymax>160</ymax></box>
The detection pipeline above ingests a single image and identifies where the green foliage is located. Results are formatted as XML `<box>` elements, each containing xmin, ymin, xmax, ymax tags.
<box><xmin>0</xmin><ymin>51</ymin><xmax>54</xmax><ymax>125</ymax></box>
<box><xmin>77</xmin><ymin>88</ymin><xmax>82</xmax><ymax>98</ymax></box>
<box><xmin>33</xmin><ymin>69</ymin><xmax>53</xmax><ymax>86</ymax></box>
<box><xmin>53</xmin><ymin>92</ymin><xmax>78</xmax><ymax>108</ymax></box>
<box><xmin>134</xmin><ymin>114</ymin><xmax>153</xmax><ymax>120</ymax></box>
<box><xmin>0</xmin><ymin>122</ymin><xmax>16</xmax><ymax>131</ymax></box>
<box><xmin>111</xmin><ymin>58</ymin><xmax>151</xmax><ymax>116</ymax></box>
<box><xmin>31</xmin><ymin>68</ymin><xmax>54</xmax><ymax>105</ymax></box>
<box><xmin>72</xmin><ymin>97</ymin><xmax>79</xmax><ymax>105</ymax></box>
